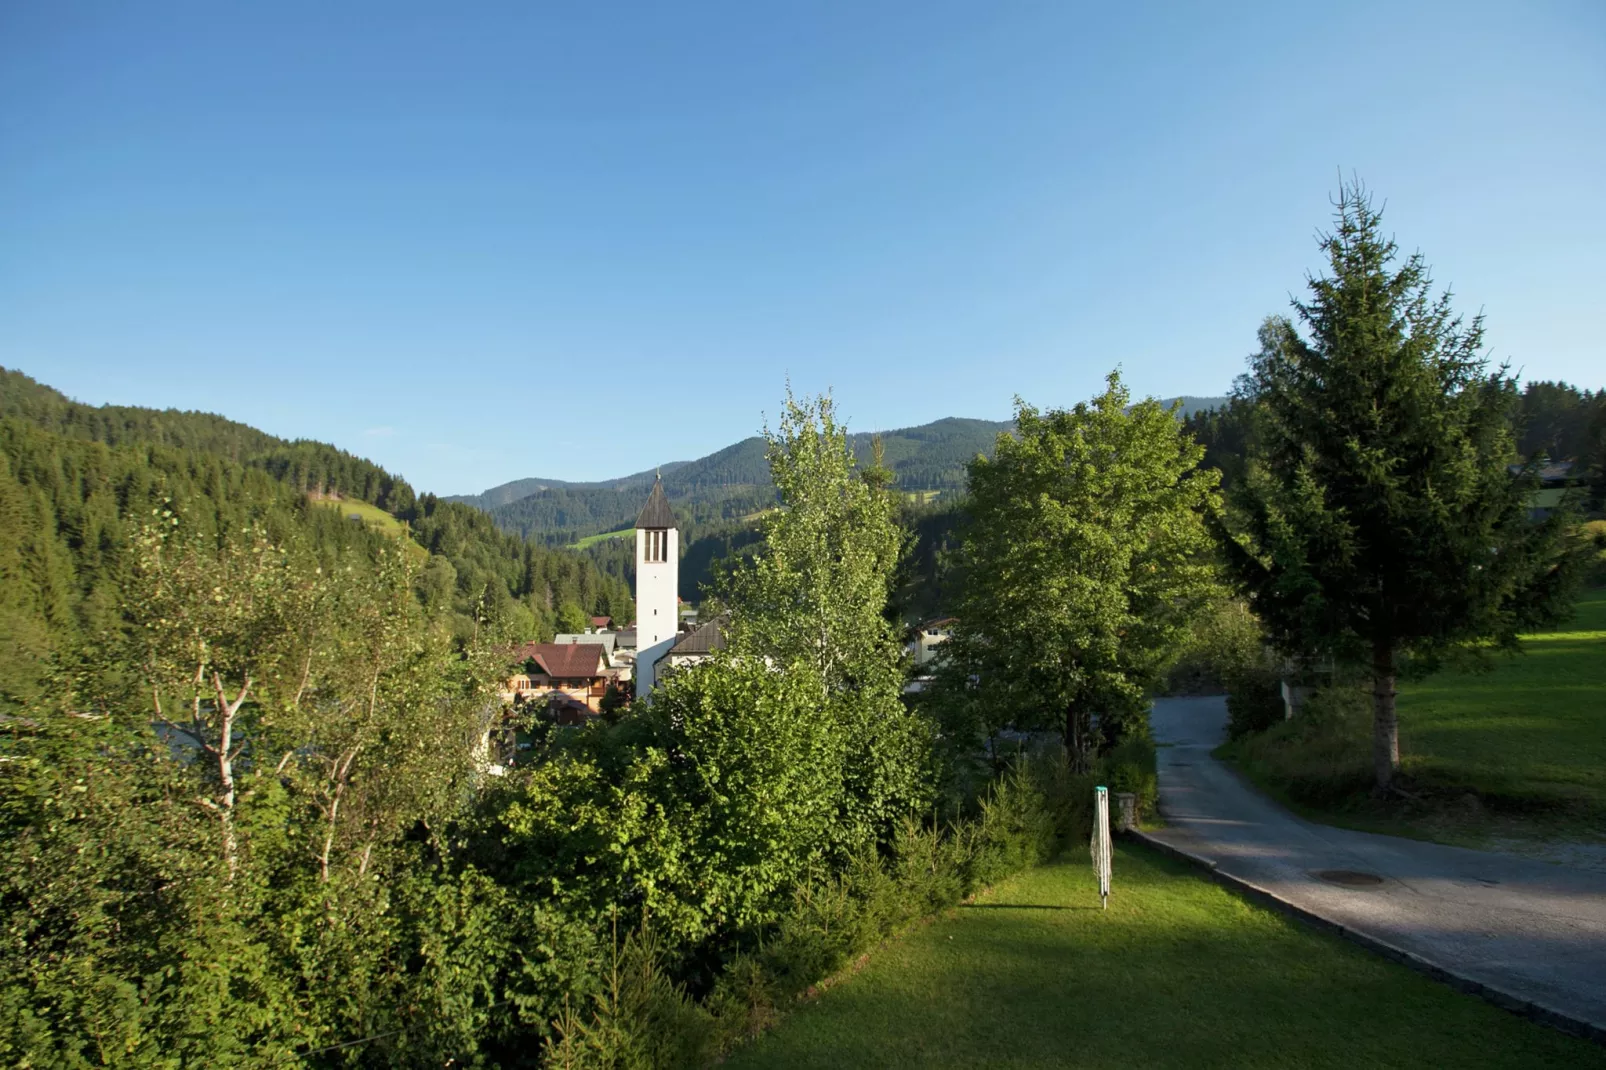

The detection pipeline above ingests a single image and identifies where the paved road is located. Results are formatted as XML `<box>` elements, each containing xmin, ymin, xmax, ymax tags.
<box><xmin>1146</xmin><ymin>695</ymin><xmax>1606</xmax><ymax>1033</ymax></box>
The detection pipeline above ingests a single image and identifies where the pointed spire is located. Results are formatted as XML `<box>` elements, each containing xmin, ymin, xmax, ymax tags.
<box><xmin>635</xmin><ymin>477</ymin><xmax>677</xmax><ymax>529</ymax></box>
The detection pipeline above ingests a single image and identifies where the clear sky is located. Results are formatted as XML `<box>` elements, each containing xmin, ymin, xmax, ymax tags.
<box><xmin>2</xmin><ymin>2</ymin><xmax>1602</xmax><ymax>495</ymax></box>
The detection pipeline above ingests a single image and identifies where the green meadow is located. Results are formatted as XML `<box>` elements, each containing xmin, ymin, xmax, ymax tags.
<box><xmin>727</xmin><ymin>845</ymin><xmax>1599</xmax><ymax>1069</ymax></box>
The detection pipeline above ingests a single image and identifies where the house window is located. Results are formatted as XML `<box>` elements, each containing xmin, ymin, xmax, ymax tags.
<box><xmin>644</xmin><ymin>528</ymin><xmax>667</xmax><ymax>563</ymax></box>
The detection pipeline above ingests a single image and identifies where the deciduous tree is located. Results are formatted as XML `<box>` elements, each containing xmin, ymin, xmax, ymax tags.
<box><xmin>942</xmin><ymin>373</ymin><xmax>1221</xmax><ymax>769</ymax></box>
<box><xmin>720</xmin><ymin>389</ymin><xmax>933</xmax><ymax>850</ymax></box>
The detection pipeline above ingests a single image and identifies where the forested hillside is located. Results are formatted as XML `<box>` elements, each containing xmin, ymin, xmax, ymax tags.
<box><xmin>1184</xmin><ymin>379</ymin><xmax>1606</xmax><ymax>491</ymax></box>
<box><xmin>0</xmin><ymin>368</ymin><xmax>631</xmax><ymax>713</ymax></box>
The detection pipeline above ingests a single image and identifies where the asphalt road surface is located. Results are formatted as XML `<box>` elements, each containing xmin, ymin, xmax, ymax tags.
<box><xmin>1146</xmin><ymin>695</ymin><xmax>1606</xmax><ymax>1034</ymax></box>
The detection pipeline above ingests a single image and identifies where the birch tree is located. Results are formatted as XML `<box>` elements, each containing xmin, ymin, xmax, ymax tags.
<box><xmin>720</xmin><ymin>389</ymin><xmax>932</xmax><ymax>850</ymax></box>
<box><xmin>129</xmin><ymin>512</ymin><xmax>306</xmax><ymax>879</ymax></box>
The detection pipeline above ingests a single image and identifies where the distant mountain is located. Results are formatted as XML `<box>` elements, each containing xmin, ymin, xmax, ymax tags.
<box><xmin>454</xmin><ymin>399</ymin><xmax>1226</xmax><ymax>543</ymax></box>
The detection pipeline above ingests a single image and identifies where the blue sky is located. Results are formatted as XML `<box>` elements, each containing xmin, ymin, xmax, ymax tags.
<box><xmin>2</xmin><ymin>2</ymin><xmax>1602</xmax><ymax>495</ymax></box>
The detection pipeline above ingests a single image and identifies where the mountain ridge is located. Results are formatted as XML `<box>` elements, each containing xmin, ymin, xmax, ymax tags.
<box><xmin>451</xmin><ymin>399</ymin><xmax>1226</xmax><ymax>516</ymax></box>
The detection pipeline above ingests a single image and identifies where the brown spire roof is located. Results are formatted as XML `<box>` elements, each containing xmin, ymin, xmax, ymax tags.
<box><xmin>635</xmin><ymin>478</ymin><xmax>677</xmax><ymax>529</ymax></box>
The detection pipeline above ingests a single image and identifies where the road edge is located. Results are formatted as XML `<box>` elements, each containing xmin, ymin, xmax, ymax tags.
<box><xmin>1126</xmin><ymin>828</ymin><xmax>1606</xmax><ymax>1047</ymax></box>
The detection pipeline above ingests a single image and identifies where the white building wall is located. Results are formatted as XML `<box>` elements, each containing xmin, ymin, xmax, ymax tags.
<box><xmin>634</xmin><ymin>526</ymin><xmax>679</xmax><ymax>694</ymax></box>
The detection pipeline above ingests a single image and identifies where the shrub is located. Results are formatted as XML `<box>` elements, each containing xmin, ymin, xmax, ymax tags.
<box><xmin>1222</xmin><ymin>685</ymin><xmax>1374</xmax><ymax>807</ymax></box>
<box><xmin>544</xmin><ymin>927</ymin><xmax>714</xmax><ymax>1070</ymax></box>
<box><xmin>1102</xmin><ymin>733</ymin><xmax>1159</xmax><ymax>822</ymax></box>
<box><xmin>571</xmin><ymin>755</ymin><xmax>1083</xmax><ymax>1064</ymax></box>
<box><xmin>1225</xmin><ymin>666</ymin><xmax>1285</xmax><ymax>739</ymax></box>
<box><xmin>1165</xmin><ymin>597</ymin><xmax>1267</xmax><ymax>694</ymax></box>
<box><xmin>1584</xmin><ymin>520</ymin><xmax>1606</xmax><ymax>587</ymax></box>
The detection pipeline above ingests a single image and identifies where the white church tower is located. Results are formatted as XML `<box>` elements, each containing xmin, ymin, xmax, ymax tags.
<box><xmin>633</xmin><ymin>477</ymin><xmax>679</xmax><ymax>695</ymax></box>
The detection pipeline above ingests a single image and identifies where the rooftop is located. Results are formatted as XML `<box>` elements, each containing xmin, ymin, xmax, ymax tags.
<box><xmin>635</xmin><ymin>478</ymin><xmax>677</xmax><ymax>529</ymax></box>
<box><xmin>514</xmin><ymin>642</ymin><xmax>609</xmax><ymax>679</ymax></box>
<box><xmin>669</xmin><ymin>614</ymin><xmax>728</xmax><ymax>657</ymax></box>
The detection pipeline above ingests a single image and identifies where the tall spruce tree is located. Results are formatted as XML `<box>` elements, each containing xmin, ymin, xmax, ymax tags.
<box><xmin>1222</xmin><ymin>182</ymin><xmax>1583</xmax><ymax>791</ymax></box>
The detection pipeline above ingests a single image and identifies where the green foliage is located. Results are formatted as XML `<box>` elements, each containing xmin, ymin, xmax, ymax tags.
<box><xmin>557</xmin><ymin>601</ymin><xmax>592</xmax><ymax>635</ymax></box>
<box><xmin>0</xmin><ymin>373</ymin><xmax>1132</xmax><ymax>1067</ymax></box>
<box><xmin>1182</xmin><ymin>395</ymin><xmax>1257</xmax><ymax>491</ymax></box>
<box><xmin>486</xmin><ymin>657</ymin><xmax>849</xmax><ymax>948</ymax></box>
<box><xmin>722</xmin><ymin>393</ymin><xmax>904</xmax><ymax>690</ymax></box>
<box><xmin>719</xmin><ymin>390</ymin><xmax>935</xmax><ymax>850</ymax></box>
<box><xmin>1220</xmin><ymin>685</ymin><xmax>1378</xmax><ymax>808</ymax></box>
<box><xmin>1225</xmin><ymin>667</ymin><xmax>1286</xmax><ymax>740</ymax></box>
<box><xmin>0</xmin><ymin>369</ymin><xmax>633</xmax><ymax>696</ymax></box>
<box><xmin>692</xmin><ymin>757</ymin><xmax>1076</xmax><ymax>1061</ymax></box>
<box><xmin>891</xmin><ymin>498</ymin><xmax>967</xmax><ymax>624</ymax></box>
<box><xmin>1220</xmin><ymin>182</ymin><xmax>1588</xmax><ymax>789</ymax></box>
<box><xmin>0</xmin><ymin>513</ymin><xmax>593</xmax><ymax>1066</ymax></box>
<box><xmin>1515</xmin><ymin>380</ymin><xmax>1605</xmax><ymax>464</ymax></box>
<box><xmin>935</xmin><ymin>372</ymin><xmax>1223</xmax><ymax>766</ymax></box>
<box><xmin>1102</xmin><ymin>733</ymin><xmax>1160</xmax><ymax>821</ymax></box>
<box><xmin>544</xmin><ymin>926</ymin><xmax>713</xmax><ymax>1070</ymax></box>
<box><xmin>1</xmin><ymin>365</ymin><xmax>416</xmax><ymax>513</ymax></box>
<box><xmin>1187</xmin><ymin>381</ymin><xmax>1605</xmax><ymax>499</ymax></box>
<box><xmin>1164</xmin><ymin>596</ymin><xmax>1268</xmax><ymax>695</ymax></box>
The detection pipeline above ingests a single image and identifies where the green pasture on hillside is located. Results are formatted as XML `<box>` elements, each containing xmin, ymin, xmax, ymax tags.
<box><xmin>310</xmin><ymin>498</ymin><xmax>428</xmax><ymax>559</ymax></box>
<box><xmin>727</xmin><ymin>845</ymin><xmax>1598</xmax><ymax>1069</ymax></box>
<box><xmin>573</xmin><ymin>527</ymin><xmax>631</xmax><ymax>549</ymax></box>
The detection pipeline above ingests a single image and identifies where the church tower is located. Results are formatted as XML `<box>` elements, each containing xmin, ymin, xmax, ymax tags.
<box><xmin>633</xmin><ymin>477</ymin><xmax>679</xmax><ymax>695</ymax></box>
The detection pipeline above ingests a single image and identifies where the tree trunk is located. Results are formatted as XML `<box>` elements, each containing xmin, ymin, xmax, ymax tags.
<box><xmin>1065</xmin><ymin>702</ymin><xmax>1089</xmax><ymax>774</ymax></box>
<box><xmin>1371</xmin><ymin>641</ymin><xmax>1399</xmax><ymax>791</ymax></box>
<box><xmin>210</xmin><ymin>674</ymin><xmax>250</xmax><ymax>880</ymax></box>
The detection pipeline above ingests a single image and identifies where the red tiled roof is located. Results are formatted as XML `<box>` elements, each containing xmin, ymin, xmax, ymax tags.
<box><xmin>524</xmin><ymin>642</ymin><xmax>607</xmax><ymax>679</ymax></box>
<box><xmin>591</xmin><ymin>616</ymin><xmax>612</xmax><ymax>629</ymax></box>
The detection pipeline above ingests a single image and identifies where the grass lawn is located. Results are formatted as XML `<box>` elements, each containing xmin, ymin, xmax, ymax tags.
<box><xmin>1221</xmin><ymin>587</ymin><xmax>1606</xmax><ymax>849</ymax></box>
<box><xmin>726</xmin><ymin>845</ymin><xmax>1600</xmax><ymax>1069</ymax></box>
<box><xmin>1398</xmin><ymin>585</ymin><xmax>1606</xmax><ymax>813</ymax></box>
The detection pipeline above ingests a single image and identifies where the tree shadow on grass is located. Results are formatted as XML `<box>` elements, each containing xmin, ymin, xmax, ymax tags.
<box><xmin>958</xmin><ymin>903</ymin><xmax>1098</xmax><ymax>911</ymax></box>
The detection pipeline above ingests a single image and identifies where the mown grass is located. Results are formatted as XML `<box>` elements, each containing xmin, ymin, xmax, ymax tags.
<box><xmin>1221</xmin><ymin>587</ymin><xmax>1606</xmax><ymax>847</ymax></box>
<box><xmin>726</xmin><ymin>844</ymin><xmax>1600</xmax><ymax>1069</ymax></box>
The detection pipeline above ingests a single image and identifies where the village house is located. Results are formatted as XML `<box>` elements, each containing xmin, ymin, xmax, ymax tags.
<box><xmin>909</xmin><ymin>617</ymin><xmax>957</xmax><ymax>668</ymax></box>
<box><xmin>503</xmin><ymin>641</ymin><xmax>618</xmax><ymax>720</ymax></box>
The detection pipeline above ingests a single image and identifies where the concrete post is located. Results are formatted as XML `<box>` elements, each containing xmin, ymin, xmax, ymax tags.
<box><xmin>1115</xmin><ymin>791</ymin><xmax>1137</xmax><ymax>832</ymax></box>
